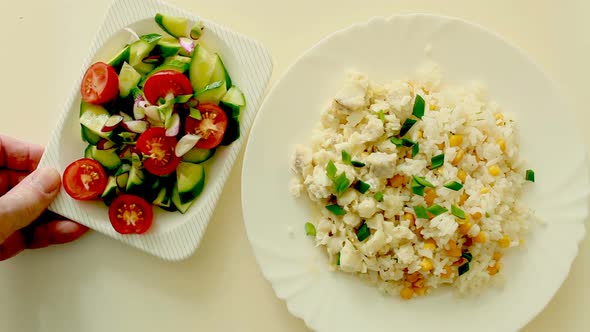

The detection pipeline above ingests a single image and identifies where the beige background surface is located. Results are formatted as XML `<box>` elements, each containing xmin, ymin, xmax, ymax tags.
<box><xmin>0</xmin><ymin>0</ymin><xmax>588</xmax><ymax>331</ymax></box>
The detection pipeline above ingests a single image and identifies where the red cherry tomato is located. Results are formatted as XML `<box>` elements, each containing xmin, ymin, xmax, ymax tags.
<box><xmin>136</xmin><ymin>127</ymin><xmax>181</xmax><ymax>176</ymax></box>
<box><xmin>184</xmin><ymin>103</ymin><xmax>228</xmax><ymax>149</ymax></box>
<box><xmin>108</xmin><ymin>194</ymin><xmax>153</xmax><ymax>234</ymax></box>
<box><xmin>143</xmin><ymin>70</ymin><xmax>193</xmax><ymax>105</ymax></box>
<box><xmin>80</xmin><ymin>62</ymin><xmax>119</xmax><ymax>104</ymax></box>
<box><xmin>63</xmin><ymin>158</ymin><xmax>108</xmax><ymax>200</ymax></box>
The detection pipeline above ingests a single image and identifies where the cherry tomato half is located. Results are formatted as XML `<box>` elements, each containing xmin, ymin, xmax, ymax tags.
<box><xmin>108</xmin><ymin>194</ymin><xmax>153</xmax><ymax>234</ymax></box>
<box><xmin>63</xmin><ymin>158</ymin><xmax>108</xmax><ymax>200</ymax></box>
<box><xmin>81</xmin><ymin>62</ymin><xmax>119</xmax><ymax>104</ymax></box>
<box><xmin>143</xmin><ymin>70</ymin><xmax>193</xmax><ymax>105</ymax></box>
<box><xmin>184</xmin><ymin>103</ymin><xmax>228</xmax><ymax>149</ymax></box>
<box><xmin>136</xmin><ymin>127</ymin><xmax>181</xmax><ymax>176</ymax></box>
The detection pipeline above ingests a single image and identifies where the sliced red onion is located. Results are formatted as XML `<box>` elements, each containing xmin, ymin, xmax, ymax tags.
<box><xmin>122</xmin><ymin>120</ymin><xmax>149</xmax><ymax>133</ymax></box>
<box><xmin>175</xmin><ymin>134</ymin><xmax>201</xmax><ymax>157</ymax></box>
<box><xmin>119</xmin><ymin>111</ymin><xmax>133</xmax><ymax>122</ymax></box>
<box><xmin>179</xmin><ymin>37</ymin><xmax>195</xmax><ymax>54</ymax></box>
<box><xmin>96</xmin><ymin>139</ymin><xmax>116</xmax><ymax>150</ymax></box>
<box><xmin>101</xmin><ymin>114</ymin><xmax>123</xmax><ymax>132</ymax></box>
<box><xmin>143</xmin><ymin>55</ymin><xmax>161</xmax><ymax>64</ymax></box>
<box><xmin>165</xmin><ymin>113</ymin><xmax>180</xmax><ymax>137</ymax></box>
<box><xmin>119</xmin><ymin>146</ymin><xmax>133</xmax><ymax>159</ymax></box>
<box><xmin>133</xmin><ymin>102</ymin><xmax>146</xmax><ymax>120</ymax></box>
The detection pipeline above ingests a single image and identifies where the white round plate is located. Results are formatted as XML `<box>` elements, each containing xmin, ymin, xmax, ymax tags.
<box><xmin>242</xmin><ymin>14</ymin><xmax>588</xmax><ymax>332</ymax></box>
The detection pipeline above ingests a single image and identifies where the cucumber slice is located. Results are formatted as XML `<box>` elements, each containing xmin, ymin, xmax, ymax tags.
<box><xmin>209</xmin><ymin>54</ymin><xmax>232</xmax><ymax>88</ymax></box>
<box><xmin>152</xmin><ymin>186</ymin><xmax>172</xmax><ymax>208</ymax></box>
<box><xmin>139</xmin><ymin>56</ymin><xmax>190</xmax><ymax>87</ymax></box>
<box><xmin>116</xmin><ymin>172</ymin><xmax>129</xmax><ymax>190</ymax></box>
<box><xmin>182</xmin><ymin>147</ymin><xmax>215</xmax><ymax>164</ymax></box>
<box><xmin>189</xmin><ymin>44</ymin><xmax>216</xmax><ymax>91</ymax></box>
<box><xmin>195</xmin><ymin>80</ymin><xmax>227</xmax><ymax>104</ymax></box>
<box><xmin>155</xmin><ymin>13</ymin><xmax>188</xmax><ymax>38</ymax></box>
<box><xmin>79</xmin><ymin>102</ymin><xmax>113</xmax><ymax>140</ymax></box>
<box><xmin>190</xmin><ymin>21</ymin><xmax>205</xmax><ymax>40</ymax></box>
<box><xmin>126</xmin><ymin>165</ymin><xmax>145</xmax><ymax>193</ymax></box>
<box><xmin>220</xmin><ymin>86</ymin><xmax>246</xmax><ymax>107</ymax></box>
<box><xmin>157</xmin><ymin>36</ymin><xmax>181</xmax><ymax>57</ymax></box>
<box><xmin>164</xmin><ymin>55</ymin><xmax>192</xmax><ymax>65</ymax></box>
<box><xmin>133</xmin><ymin>62</ymin><xmax>156</xmax><ymax>76</ymax></box>
<box><xmin>118</xmin><ymin>62</ymin><xmax>142</xmax><ymax>98</ymax></box>
<box><xmin>81</xmin><ymin>125</ymin><xmax>101</xmax><ymax>145</ymax></box>
<box><xmin>171</xmin><ymin>185</ymin><xmax>191</xmax><ymax>213</ymax></box>
<box><xmin>91</xmin><ymin>146</ymin><xmax>122</xmax><ymax>171</ymax></box>
<box><xmin>84</xmin><ymin>144</ymin><xmax>93</xmax><ymax>158</ymax></box>
<box><xmin>176</xmin><ymin>162</ymin><xmax>205</xmax><ymax>203</ymax></box>
<box><xmin>108</xmin><ymin>45</ymin><xmax>130</xmax><ymax>69</ymax></box>
<box><xmin>101</xmin><ymin>176</ymin><xmax>119</xmax><ymax>205</ymax></box>
<box><xmin>129</xmin><ymin>34</ymin><xmax>161</xmax><ymax>66</ymax></box>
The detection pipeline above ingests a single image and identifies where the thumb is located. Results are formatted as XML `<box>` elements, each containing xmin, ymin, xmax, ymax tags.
<box><xmin>0</xmin><ymin>168</ymin><xmax>61</xmax><ymax>243</ymax></box>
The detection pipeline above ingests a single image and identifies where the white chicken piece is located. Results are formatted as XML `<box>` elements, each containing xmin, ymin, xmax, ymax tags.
<box><xmin>365</xmin><ymin>152</ymin><xmax>397</xmax><ymax>179</ymax></box>
<box><xmin>333</xmin><ymin>72</ymin><xmax>369</xmax><ymax>111</ymax></box>
<box><xmin>339</xmin><ymin>240</ymin><xmax>363</xmax><ymax>273</ymax></box>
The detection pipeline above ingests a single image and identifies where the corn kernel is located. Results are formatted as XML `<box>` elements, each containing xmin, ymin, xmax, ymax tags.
<box><xmin>406</xmin><ymin>272</ymin><xmax>421</xmax><ymax>283</ymax></box>
<box><xmin>404</xmin><ymin>213</ymin><xmax>416</xmax><ymax>228</ymax></box>
<box><xmin>498</xmin><ymin>235</ymin><xmax>511</xmax><ymax>248</ymax></box>
<box><xmin>471</xmin><ymin>212</ymin><xmax>482</xmax><ymax>220</ymax></box>
<box><xmin>425</xmin><ymin>188</ymin><xmax>437</xmax><ymax>205</ymax></box>
<box><xmin>459</xmin><ymin>192</ymin><xmax>469</xmax><ymax>205</ymax></box>
<box><xmin>480</xmin><ymin>187</ymin><xmax>491</xmax><ymax>194</ymax></box>
<box><xmin>437</xmin><ymin>143</ymin><xmax>445</xmax><ymax>150</ymax></box>
<box><xmin>452</xmin><ymin>149</ymin><xmax>465</xmax><ymax>165</ymax></box>
<box><xmin>493</xmin><ymin>252</ymin><xmax>503</xmax><ymax>261</ymax></box>
<box><xmin>421</xmin><ymin>258</ymin><xmax>434</xmax><ymax>272</ymax></box>
<box><xmin>429</xmin><ymin>104</ymin><xmax>436</xmax><ymax>110</ymax></box>
<box><xmin>474</xmin><ymin>231</ymin><xmax>487</xmax><ymax>243</ymax></box>
<box><xmin>459</xmin><ymin>222</ymin><xmax>472</xmax><ymax>235</ymax></box>
<box><xmin>496</xmin><ymin>138</ymin><xmax>506</xmax><ymax>152</ymax></box>
<box><xmin>495</xmin><ymin>113</ymin><xmax>504</xmax><ymax>121</ymax></box>
<box><xmin>400</xmin><ymin>287</ymin><xmax>414</xmax><ymax>300</ymax></box>
<box><xmin>417</xmin><ymin>130</ymin><xmax>423</xmax><ymax>139</ymax></box>
<box><xmin>415</xmin><ymin>287</ymin><xmax>427</xmax><ymax>296</ymax></box>
<box><xmin>487</xmin><ymin>265</ymin><xmax>499</xmax><ymax>276</ymax></box>
<box><xmin>449</xmin><ymin>134</ymin><xmax>463</xmax><ymax>147</ymax></box>
<box><xmin>488</xmin><ymin>165</ymin><xmax>501</xmax><ymax>176</ymax></box>
<box><xmin>390</xmin><ymin>174</ymin><xmax>405</xmax><ymax>188</ymax></box>
<box><xmin>441</xmin><ymin>265</ymin><xmax>453</xmax><ymax>279</ymax></box>
<box><xmin>423</xmin><ymin>238</ymin><xmax>437</xmax><ymax>250</ymax></box>
<box><xmin>445</xmin><ymin>241</ymin><xmax>462</xmax><ymax>257</ymax></box>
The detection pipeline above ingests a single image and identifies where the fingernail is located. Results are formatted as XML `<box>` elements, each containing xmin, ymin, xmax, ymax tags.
<box><xmin>30</xmin><ymin>168</ymin><xmax>61</xmax><ymax>194</ymax></box>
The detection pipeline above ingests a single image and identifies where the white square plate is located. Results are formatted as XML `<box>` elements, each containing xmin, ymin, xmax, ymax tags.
<box><xmin>38</xmin><ymin>0</ymin><xmax>273</xmax><ymax>261</ymax></box>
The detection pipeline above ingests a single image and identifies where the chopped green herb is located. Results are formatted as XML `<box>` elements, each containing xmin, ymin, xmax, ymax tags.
<box><xmin>334</xmin><ymin>173</ymin><xmax>351</xmax><ymax>196</ymax></box>
<box><xmin>356</xmin><ymin>223</ymin><xmax>370</xmax><ymax>242</ymax></box>
<box><xmin>354</xmin><ymin>180</ymin><xmax>371</xmax><ymax>194</ymax></box>
<box><xmin>461</xmin><ymin>252</ymin><xmax>473</xmax><ymax>263</ymax></box>
<box><xmin>400</xmin><ymin>118</ymin><xmax>417</xmax><ymax>136</ymax></box>
<box><xmin>351</xmin><ymin>161</ymin><xmax>365</xmax><ymax>167</ymax></box>
<box><xmin>443</xmin><ymin>181</ymin><xmax>463</xmax><ymax>191</ymax></box>
<box><xmin>410</xmin><ymin>177</ymin><xmax>425</xmax><ymax>196</ymax></box>
<box><xmin>305</xmin><ymin>222</ymin><xmax>316</xmax><ymax>236</ymax></box>
<box><xmin>458</xmin><ymin>263</ymin><xmax>470</xmax><ymax>276</ymax></box>
<box><xmin>326</xmin><ymin>204</ymin><xmax>346</xmax><ymax>216</ymax></box>
<box><xmin>189</xmin><ymin>107</ymin><xmax>202</xmax><ymax>120</ymax></box>
<box><xmin>342</xmin><ymin>150</ymin><xmax>352</xmax><ymax>164</ymax></box>
<box><xmin>401</xmin><ymin>138</ymin><xmax>416</xmax><ymax>147</ymax></box>
<box><xmin>413</xmin><ymin>176</ymin><xmax>434</xmax><ymax>188</ymax></box>
<box><xmin>336</xmin><ymin>252</ymin><xmax>341</xmax><ymax>266</ymax></box>
<box><xmin>451</xmin><ymin>204</ymin><xmax>466</xmax><ymax>219</ymax></box>
<box><xmin>390</xmin><ymin>137</ymin><xmax>403</xmax><ymax>146</ymax></box>
<box><xmin>378</xmin><ymin>110</ymin><xmax>386</xmax><ymax>122</ymax></box>
<box><xmin>326</xmin><ymin>160</ymin><xmax>337</xmax><ymax>179</ymax></box>
<box><xmin>414</xmin><ymin>206</ymin><xmax>429</xmax><ymax>219</ymax></box>
<box><xmin>412</xmin><ymin>94</ymin><xmax>425</xmax><ymax>119</ymax></box>
<box><xmin>525</xmin><ymin>169</ymin><xmax>535</xmax><ymax>182</ymax></box>
<box><xmin>374</xmin><ymin>191</ymin><xmax>384</xmax><ymax>202</ymax></box>
<box><xmin>412</xmin><ymin>142</ymin><xmax>419</xmax><ymax>158</ymax></box>
<box><xmin>427</xmin><ymin>204</ymin><xmax>448</xmax><ymax>216</ymax></box>
<box><xmin>431</xmin><ymin>153</ymin><xmax>445</xmax><ymax>170</ymax></box>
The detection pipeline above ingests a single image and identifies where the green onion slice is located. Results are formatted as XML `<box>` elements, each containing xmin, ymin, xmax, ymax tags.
<box><xmin>378</xmin><ymin>110</ymin><xmax>386</xmax><ymax>122</ymax></box>
<box><xmin>374</xmin><ymin>191</ymin><xmax>384</xmax><ymax>202</ymax></box>
<box><xmin>334</xmin><ymin>173</ymin><xmax>351</xmax><ymax>196</ymax></box>
<box><xmin>356</xmin><ymin>223</ymin><xmax>370</xmax><ymax>242</ymax></box>
<box><xmin>461</xmin><ymin>252</ymin><xmax>473</xmax><ymax>263</ymax></box>
<box><xmin>305</xmin><ymin>222</ymin><xmax>316</xmax><ymax>236</ymax></box>
<box><xmin>351</xmin><ymin>161</ymin><xmax>365</xmax><ymax>167</ymax></box>
<box><xmin>431</xmin><ymin>153</ymin><xmax>445</xmax><ymax>170</ymax></box>
<box><xmin>451</xmin><ymin>204</ymin><xmax>466</xmax><ymax>219</ymax></box>
<box><xmin>444</xmin><ymin>181</ymin><xmax>463</xmax><ymax>191</ymax></box>
<box><xmin>391</xmin><ymin>137</ymin><xmax>403</xmax><ymax>146</ymax></box>
<box><xmin>427</xmin><ymin>204</ymin><xmax>448</xmax><ymax>216</ymax></box>
<box><xmin>458</xmin><ymin>262</ymin><xmax>470</xmax><ymax>276</ymax></box>
<box><xmin>401</xmin><ymin>138</ymin><xmax>416</xmax><ymax>147</ymax></box>
<box><xmin>326</xmin><ymin>204</ymin><xmax>346</xmax><ymax>216</ymax></box>
<box><xmin>354</xmin><ymin>180</ymin><xmax>370</xmax><ymax>194</ymax></box>
<box><xmin>326</xmin><ymin>160</ymin><xmax>337</xmax><ymax>179</ymax></box>
<box><xmin>400</xmin><ymin>118</ymin><xmax>417</xmax><ymax>137</ymax></box>
<box><xmin>341</xmin><ymin>150</ymin><xmax>351</xmax><ymax>164</ymax></box>
<box><xmin>525</xmin><ymin>169</ymin><xmax>535</xmax><ymax>182</ymax></box>
<box><xmin>413</xmin><ymin>175</ymin><xmax>434</xmax><ymax>188</ymax></box>
<box><xmin>412</xmin><ymin>94</ymin><xmax>425</xmax><ymax>119</ymax></box>
<box><xmin>412</xmin><ymin>142</ymin><xmax>420</xmax><ymax>158</ymax></box>
<box><xmin>414</xmin><ymin>206</ymin><xmax>429</xmax><ymax>219</ymax></box>
<box><xmin>337</xmin><ymin>252</ymin><xmax>341</xmax><ymax>266</ymax></box>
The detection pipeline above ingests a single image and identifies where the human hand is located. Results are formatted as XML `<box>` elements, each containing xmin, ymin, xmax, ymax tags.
<box><xmin>0</xmin><ymin>135</ymin><xmax>89</xmax><ymax>261</ymax></box>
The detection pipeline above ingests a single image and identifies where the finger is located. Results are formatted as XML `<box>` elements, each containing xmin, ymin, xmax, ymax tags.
<box><xmin>0</xmin><ymin>135</ymin><xmax>44</xmax><ymax>172</ymax></box>
<box><xmin>0</xmin><ymin>168</ymin><xmax>61</xmax><ymax>243</ymax></box>
<box><xmin>0</xmin><ymin>170</ymin><xmax>29</xmax><ymax>196</ymax></box>
<box><xmin>0</xmin><ymin>231</ymin><xmax>25</xmax><ymax>261</ymax></box>
<box><xmin>27</xmin><ymin>220</ymin><xmax>89</xmax><ymax>249</ymax></box>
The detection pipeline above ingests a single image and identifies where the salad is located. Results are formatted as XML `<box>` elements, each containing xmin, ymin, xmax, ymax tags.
<box><xmin>62</xmin><ymin>13</ymin><xmax>245</xmax><ymax>235</ymax></box>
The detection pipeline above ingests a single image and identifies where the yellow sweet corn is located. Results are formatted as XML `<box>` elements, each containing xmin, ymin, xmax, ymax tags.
<box><xmin>450</xmin><ymin>134</ymin><xmax>463</xmax><ymax>147</ymax></box>
<box><xmin>488</xmin><ymin>165</ymin><xmax>501</xmax><ymax>176</ymax></box>
<box><xmin>421</xmin><ymin>258</ymin><xmax>434</xmax><ymax>272</ymax></box>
